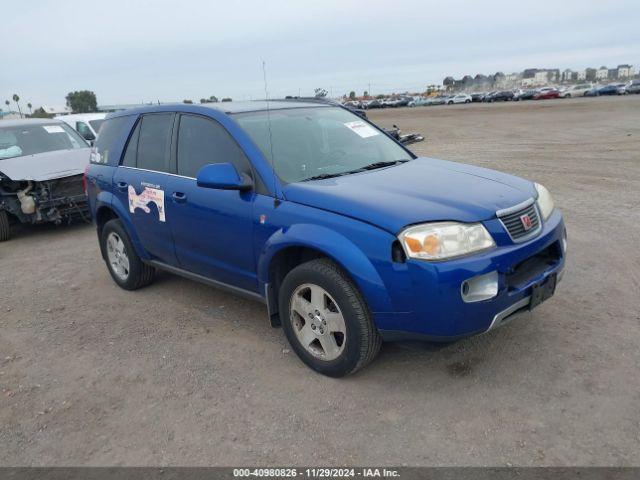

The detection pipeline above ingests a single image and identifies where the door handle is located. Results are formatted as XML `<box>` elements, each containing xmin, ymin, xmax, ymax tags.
<box><xmin>172</xmin><ymin>192</ymin><xmax>187</xmax><ymax>203</ymax></box>
<box><xmin>116</xmin><ymin>181</ymin><xmax>128</xmax><ymax>192</ymax></box>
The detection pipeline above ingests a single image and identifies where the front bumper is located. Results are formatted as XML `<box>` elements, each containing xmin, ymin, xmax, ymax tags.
<box><xmin>377</xmin><ymin>209</ymin><xmax>566</xmax><ymax>341</ymax></box>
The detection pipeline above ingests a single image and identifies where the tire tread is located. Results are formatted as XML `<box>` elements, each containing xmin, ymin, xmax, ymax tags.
<box><xmin>101</xmin><ymin>219</ymin><xmax>155</xmax><ymax>290</ymax></box>
<box><xmin>0</xmin><ymin>210</ymin><xmax>10</xmax><ymax>242</ymax></box>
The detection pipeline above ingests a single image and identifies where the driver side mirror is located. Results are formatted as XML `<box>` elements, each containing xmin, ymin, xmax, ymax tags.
<box><xmin>196</xmin><ymin>162</ymin><xmax>253</xmax><ymax>191</ymax></box>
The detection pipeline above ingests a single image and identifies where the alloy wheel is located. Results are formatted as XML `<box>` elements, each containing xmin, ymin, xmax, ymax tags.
<box><xmin>289</xmin><ymin>283</ymin><xmax>347</xmax><ymax>361</ymax></box>
<box><xmin>106</xmin><ymin>232</ymin><xmax>130</xmax><ymax>281</ymax></box>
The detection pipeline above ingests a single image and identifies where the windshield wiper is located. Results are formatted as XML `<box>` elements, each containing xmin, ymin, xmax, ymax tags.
<box><xmin>302</xmin><ymin>160</ymin><xmax>410</xmax><ymax>182</ymax></box>
<box><xmin>356</xmin><ymin>159</ymin><xmax>410</xmax><ymax>171</ymax></box>
<box><xmin>302</xmin><ymin>172</ymin><xmax>349</xmax><ymax>182</ymax></box>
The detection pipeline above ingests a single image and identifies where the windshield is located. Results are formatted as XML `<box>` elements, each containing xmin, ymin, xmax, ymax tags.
<box><xmin>0</xmin><ymin>123</ymin><xmax>87</xmax><ymax>160</ymax></box>
<box><xmin>234</xmin><ymin>107</ymin><xmax>413</xmax><ymax>183</ymax></box>
<box><xmin>89</xmin><ymin>119</ymin><xmax>105</xmax><ymax>133</ymax></box>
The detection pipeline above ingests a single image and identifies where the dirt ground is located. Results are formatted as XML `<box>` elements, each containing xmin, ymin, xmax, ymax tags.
<box><xmin>1</xmin><ymin>96</ymin><xmax>639</xmax><ymax>466</ymax></box>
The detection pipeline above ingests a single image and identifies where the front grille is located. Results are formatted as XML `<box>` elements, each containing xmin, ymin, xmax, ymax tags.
<box><xmin>46</xmin><ymin>174</ymin><xmax>85</xmax><ymax>198</ymax></box>
<box><xmin>498</xmin><ymin>201</ymin><xmax>541</xmax><ymax>241</ymax></box>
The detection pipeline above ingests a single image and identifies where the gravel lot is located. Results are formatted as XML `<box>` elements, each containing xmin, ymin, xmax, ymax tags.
<box><xmin>1</xmin><ymin>95</ymin><xmax>639</xmax><ymax>466</ymax></box>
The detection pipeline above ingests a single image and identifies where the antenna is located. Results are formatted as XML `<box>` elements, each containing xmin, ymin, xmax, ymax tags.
<box><xmin>262</xmin><ymin>60</ymin><xmax>280</xmax><ymax>204</ymax></box>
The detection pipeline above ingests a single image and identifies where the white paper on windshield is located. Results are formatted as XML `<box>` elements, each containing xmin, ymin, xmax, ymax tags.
<box><xmin>43</xmin><ymin>125</ymin><xmax>65</xmax><ymax>134</ymax></box>
<box><xmin>343</xmin><ymin>121</ymin><xmax>380</xmax><ymax>138</ymax></box>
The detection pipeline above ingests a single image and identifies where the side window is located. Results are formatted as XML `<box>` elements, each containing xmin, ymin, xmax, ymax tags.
<box><xmin>121</xmin><ymin>120</ymin><xmax>140</xmax><ymax>167</ymax></box>
<box><xmin>92</xmin><ymin>116</ymin><xmax>131</xmax><ymax>165</ymax></box>
<box><xmin>136</xmin><ymin>113</ymin><xmax>174</xmax><ymax>173</ymax></box>
<box><xmin>76</xmin><ymin>121</ymin><xmax>95</xmax><ymax>141</ymax></box>
<box><xmin>176</xmin><ymin>114</ymin><xmax>250</xmax><ymax>178</ymax></box>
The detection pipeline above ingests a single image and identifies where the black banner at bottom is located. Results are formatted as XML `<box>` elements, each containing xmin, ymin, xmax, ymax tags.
<box><xmin>0</xmin><ymin>468</ymin><xmax>638</xmax><ymax>480</ymax></box>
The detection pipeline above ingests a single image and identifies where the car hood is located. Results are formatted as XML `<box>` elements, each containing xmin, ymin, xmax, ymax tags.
<box><xmin>282</xmin><ymin>157</ymin><xmax>537</xmax><ymax>233</ymax></box>
<box><xmin>0</xmin><ymin>148</ymin><xmax>91</xmax><ymax>181</ymax></box>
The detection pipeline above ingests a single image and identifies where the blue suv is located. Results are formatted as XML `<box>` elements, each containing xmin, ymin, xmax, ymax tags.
<box><xmin>86</xmin><ymin>101</ymin><xmax>566</xmax><ymax>377</ymax></box>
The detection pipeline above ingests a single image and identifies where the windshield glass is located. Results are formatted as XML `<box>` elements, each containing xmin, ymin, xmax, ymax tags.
<box><xmin>89</xmin><ymin>119</ymin><xmax>105</xmax><ymax>133</ymax></box>
<box><xmin>0</xmin><ymin>123</ymin><xmax>87</xmax><ymax>160</ymax></box>
<box><xmin>234</xmin><ymin>107</ymin><xmax>413</xmax><ymax>183</ymax></box>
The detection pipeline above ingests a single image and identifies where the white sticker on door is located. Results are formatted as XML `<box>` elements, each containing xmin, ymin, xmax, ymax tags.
<box><xmin>128</xmin><ymin>185</ymin><xmax>166</xmax><ymax>222</ymax></box>
<box><xmin>343</xmin><ymin>121</ymin><xmax>380</xmax><ymax>138</ymax></box>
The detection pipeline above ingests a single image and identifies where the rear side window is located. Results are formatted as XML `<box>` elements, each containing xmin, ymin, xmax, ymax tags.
<box><xmin>92</xmin><ymin>116</ymin><xmax>130</xmax><ymax>164</ymax></box>
<box><xmin>176</xmin><ymin>114</ymin><xmax>250</xmax><ymax>178</ymax></box>
<box><xmin>121</xmin><ymin>120</ymin><xmax>140</xmax><ymax>167</ymax></box>
<box><xmin>134</xmin><ymin>113</ymin><xmax>174</xmax><ymax>173</ymax></box>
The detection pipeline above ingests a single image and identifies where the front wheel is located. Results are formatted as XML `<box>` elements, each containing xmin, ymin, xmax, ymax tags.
<box><xmin>100</xmin><ymin>219</ymin><xmax>155</xmax><ymax>290</ymax></box>
<box><xmin>465</xmin><ymin>99</ymin><xmax>471</xmax><ymax>103</ymax></box>
<box><xmin>278</xmin><ymin>259</ymin><xmax>381</xmax><ymax>377</ymax></box>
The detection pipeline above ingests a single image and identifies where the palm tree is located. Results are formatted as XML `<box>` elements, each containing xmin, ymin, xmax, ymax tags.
<box><xmin>27</xmin><ymin>103</ymin><xmax>32</xmax><ymax>115</ymax></box>
<box><xmin>12</xmin><ymin>94</ymin><xmax>22</xmax><ymax>118</ymax></box>
<box><xmin>4</xmin><ymin>100</ymin><xmax>10</xmax><ymax>114</ymax></box>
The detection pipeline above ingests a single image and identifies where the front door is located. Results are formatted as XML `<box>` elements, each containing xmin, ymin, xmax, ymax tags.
<box><xmin>166</xmin><ymin>113</ymin><xmax>257</xmax><ymax>292</ymax></box>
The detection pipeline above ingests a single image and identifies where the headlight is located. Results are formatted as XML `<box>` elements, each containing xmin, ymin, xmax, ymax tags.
<box><xmin>535</xmin><ymin>183</ymin><xmax>555</xmax><ymax>220</ymax></box>
<box><xmin>398</xmin><ymin>222</ymin><xmax>495</xmax><ymax>261</ymax></box>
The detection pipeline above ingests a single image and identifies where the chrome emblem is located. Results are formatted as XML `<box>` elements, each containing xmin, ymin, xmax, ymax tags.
<box><xmin>520</xmin><ymin>214</ymin><xmax>533</xmax><ymax>230</ymax></box>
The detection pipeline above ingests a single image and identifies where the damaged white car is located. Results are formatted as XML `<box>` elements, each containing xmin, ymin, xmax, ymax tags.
<box><xmin>0</xmin><ymin>119</ymin><xmax>91</xmax><ymax>241</ymax></box>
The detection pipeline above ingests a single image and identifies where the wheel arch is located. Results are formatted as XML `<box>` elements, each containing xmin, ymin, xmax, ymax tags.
<box><xmin>94</xmin><ymin>197</ymin><xmax>150</xmax><ymax>261</ymax></box>
<box><xmin>258</xmin><ymin>224</ymin><xmax>393</xmax><ymax>327</ymax></box>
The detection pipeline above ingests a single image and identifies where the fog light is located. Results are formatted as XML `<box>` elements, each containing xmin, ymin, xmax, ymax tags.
<box><xmin>562</xmin><ymin>228</ymin><xmax>567</xmax><ymax>254</ymax></box>
<box><xmin>461</xmin><ymin>271</ymin><xmax>499</xmax><ymax>303</ymax></box>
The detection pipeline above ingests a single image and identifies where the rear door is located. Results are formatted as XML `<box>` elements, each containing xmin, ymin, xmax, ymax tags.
<box><xmin>165</xmin><ymin>113</ymin><xmax>257</xmax><ymax>292</ymax></box>
<box><xmin>112</xmin><ymin>113</ymin><xmax>179</xmax><ymax>265</ymax></box>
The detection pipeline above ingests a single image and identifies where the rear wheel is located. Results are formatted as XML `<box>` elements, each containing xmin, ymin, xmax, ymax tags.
<box><xmin>278</xmin><ymin>258</ymin><xmax>381</xmax><ymax>377</ymax></box>
<box><xmin>100</xmin><ymin>219</ymin><xmax>155</xmax><ymax>290</ymax></box>
<box><xmin>0</xmin><ymin>210</ymin><xmax>11</xmax><ymax>241</ymax></box>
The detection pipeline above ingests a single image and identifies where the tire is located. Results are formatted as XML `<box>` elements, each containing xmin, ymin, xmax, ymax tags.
<box><xmin>465</xmin><ymin>99</ymin><xmax>471</xmax><ymax>103</ymax></box>
<box><xmin>448</xmin><ymin>101</ymin><xmax>453</xmax><ymax>105</ymax></box>
<box><xmin>0</xmin><ymin>210</ymin><xmax>11</xmax><ymax>242</ymax></box>
<box><xmin>278</xmin><ymin>258</ymin><xmax>382</xmax><ymax>377</ymax></box>
<box><xmin>566</xmin><ymin>94</ymin><xmax>571</xmax><ymax>98</ymax></box>
<box><xmin>100</xmin><ymin>218</ymin><xmax>155</xmax><ymax>290</ymax></box>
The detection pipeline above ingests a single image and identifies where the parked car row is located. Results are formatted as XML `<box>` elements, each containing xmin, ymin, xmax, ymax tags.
<box><xmin>345</xmin><ymin>79</ymin><xmax>640</xmax><ymax>111</ymax></box>
<box><xmin>584</xmin><ymin>83</ymin><xmax>630</xmax><ymax>96</ymax></box>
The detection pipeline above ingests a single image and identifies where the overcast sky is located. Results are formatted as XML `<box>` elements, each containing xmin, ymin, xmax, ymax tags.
<box><xmin>2</xmin><ymin>0</ymin><xmax>639</xmax><ymax>108</ymax></box>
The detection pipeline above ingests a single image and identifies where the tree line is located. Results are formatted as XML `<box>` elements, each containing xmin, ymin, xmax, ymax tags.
<box><xmin>2</xmin><ymin>90</ymin><xmax>98</xmax><ymax>119</ymax></box>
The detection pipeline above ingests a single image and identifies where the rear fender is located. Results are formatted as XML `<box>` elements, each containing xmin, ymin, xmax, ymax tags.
<box><xmin>96</xmin><ymin>191</ymin><xmax>151</xmax><ymax>261</ymax></box>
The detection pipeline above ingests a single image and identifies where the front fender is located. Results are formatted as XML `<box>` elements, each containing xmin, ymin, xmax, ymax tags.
<box><xmin>257</xmin><ymin>223</ymin><xmax>394</xmax><ymax>315</ymax></box>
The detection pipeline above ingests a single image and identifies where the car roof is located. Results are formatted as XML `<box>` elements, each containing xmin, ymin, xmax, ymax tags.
<box><xmin>107</xmin><ymin>100</ymin><xmax>330</xmax><ymax>119</ymax></box>
<box><xmin>0</xmin><ymin>118</ymin><xmax>65</xmax><ymax>128</ymax></box>
<box><xmin>56</xmin><ymin>113</ymin><xmax>106</xmax><ymax>121</ymax></box>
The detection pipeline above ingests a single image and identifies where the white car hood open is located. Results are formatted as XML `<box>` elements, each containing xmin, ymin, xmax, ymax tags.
<box><xmin>0</xmin><ymin>148</ymin><xmax>91</xmax><ymax>181</ymax></box>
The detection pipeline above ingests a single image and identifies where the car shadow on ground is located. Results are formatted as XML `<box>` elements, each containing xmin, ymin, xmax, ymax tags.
<box><xmin>146</xmin><ymin>267</ymin><xmax>542</xmax><ymax>382</ymax></box>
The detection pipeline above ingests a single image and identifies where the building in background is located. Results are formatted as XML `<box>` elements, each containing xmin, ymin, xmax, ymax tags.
<box><xmin>616</xmin><ymin>64</ymin><xmax>635</xmax><ymax>78</ymax></box>
<box><xmin>596</xmin><ymin>67</ymin><xmax>609</xmax><ymax>81</ymax></box>
<box><xmin>41</xmin><ymin>105</ymin><xmax>71</xmax><ymax>116</ymax></box>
